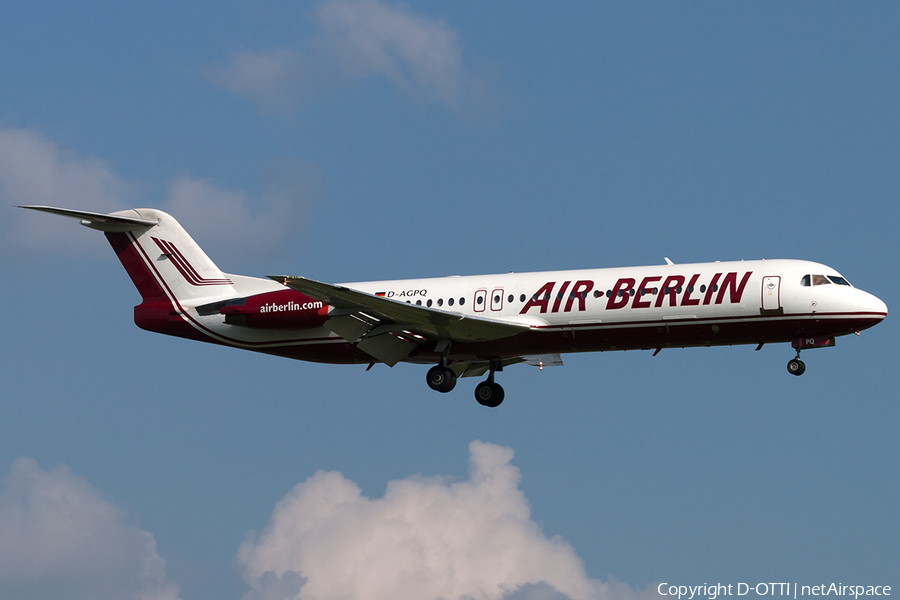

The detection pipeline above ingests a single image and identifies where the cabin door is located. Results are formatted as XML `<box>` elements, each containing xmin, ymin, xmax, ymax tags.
<box><xmin>761</xmin><ymin>276</ymin><xmax>781</xmax><ymax>311</ymax></box>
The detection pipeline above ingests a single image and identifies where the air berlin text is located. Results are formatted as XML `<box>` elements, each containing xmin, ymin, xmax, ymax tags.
<box><xmin>520</xmin><ymin>272</ymin><xmax>753</xmax><ymax>315</ymax></box>
<box><xmin>260</xmin><ymin>301</ymin><xmax>324</xmax><ymax>313</ymax></box>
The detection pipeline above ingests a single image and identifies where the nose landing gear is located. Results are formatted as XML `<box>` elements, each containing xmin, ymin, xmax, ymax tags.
<box><xmin>787</xmin><ymin>335</ymin><xmax>834</xmax><ymax>376</ymax></box>
<box><xmin>787</xmin><ymin>351</ymin><xmax>806</xmax><ymax>376</ymax></box>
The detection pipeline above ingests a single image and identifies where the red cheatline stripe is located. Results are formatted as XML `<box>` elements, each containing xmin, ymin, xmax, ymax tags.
<box><xmin>151</xmin><ymin>237</ymin><xmax>233</xmax><ymax>286</ymax></box>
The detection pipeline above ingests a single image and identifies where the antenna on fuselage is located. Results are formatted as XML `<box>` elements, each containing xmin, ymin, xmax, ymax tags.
<box><xmin>664</xmin><ymin>257</ymin><xmax>674</xmax><ymax>265</ymax></box>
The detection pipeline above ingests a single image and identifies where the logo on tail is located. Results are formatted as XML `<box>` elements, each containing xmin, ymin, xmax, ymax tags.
<box><xmin>151</xmin><ymin>237</ymin><xmax>233</xmax><ymax>286</ymax></box>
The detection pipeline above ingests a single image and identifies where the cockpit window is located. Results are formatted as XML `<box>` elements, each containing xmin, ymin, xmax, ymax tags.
<box><xmin>802</xmin><ymin>274</ymin><xmax>851</xmax><ymax>287</ymax></box>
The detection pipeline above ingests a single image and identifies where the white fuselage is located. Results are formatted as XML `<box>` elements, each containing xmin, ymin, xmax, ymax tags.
<box><xmin>159</xmin><ymin>258</ymin><xmax>884</xmax><ymax>365</ymax></box>
<box><xmin>23</xmin><ymin>204</ymin><xmax>888</xmax><ymax>402</ymax></box>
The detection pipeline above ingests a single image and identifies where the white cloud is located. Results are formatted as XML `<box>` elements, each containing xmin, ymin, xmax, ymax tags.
<box><xmin>0</xmin><ymin>128</ymin><xmax>321</xmax><ymax>261</ymax></box>
<box><xmin>0</xmin><ymin>128</ymin><xmax>138</xmax><ymax>255</ymax></box>
<box><xmin>161</xmin><ymin>157</ymin><xmax>322</xmax><ymax>266</ymax></box>
<box><xmin>209</xmin><ymin>48</ymin><xmax>318</xmax><ymax>115</ymax></box>
<box><xmin>238</xmin><ymin>440</ymin><xmax>657</xmax><ymax>600</ymax></box>
<box><xmin>0</xmin><ymin>457</ymin><xmax>180</xmax><ymax>600</ymax></box>
<box><xmin>209</xmin><ymin>0</ymin><xmax>490</xmax><ymax>115</ymax></box>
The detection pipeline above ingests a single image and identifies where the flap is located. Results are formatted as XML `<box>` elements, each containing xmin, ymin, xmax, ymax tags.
<box><xmin>522</xmin><ymin>354</ymin><xmax>564</xmax><ymax>368</ymax></box>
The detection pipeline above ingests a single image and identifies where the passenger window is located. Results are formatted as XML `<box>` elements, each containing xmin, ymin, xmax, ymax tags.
<box><xmin>801</xmin><ymin>275</ymin><xmax>811</xmax><ymax>287</ymax></box>
<box><xmin>448</xmin><ymin>298</ymin><xmax>454</xmax><ymax>306</ymax></box>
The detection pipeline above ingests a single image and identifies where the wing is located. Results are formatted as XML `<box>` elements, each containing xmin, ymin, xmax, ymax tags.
<box><xmin>270</xmin><ymin>275</ymin><xmax>531</xmax><ymax>366</ymax></box>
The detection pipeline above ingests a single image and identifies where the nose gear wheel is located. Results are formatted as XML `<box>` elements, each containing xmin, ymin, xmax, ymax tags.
<box><xmin>787</xmin><ymin>349</ymin><xmax>806</xmax><ymax>376</ymax></box>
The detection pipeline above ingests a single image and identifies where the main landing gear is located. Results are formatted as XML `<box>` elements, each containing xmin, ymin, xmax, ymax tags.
<box><xmin>787</xmin><ymin>350</ymin><xmax>806</xmax><ymax>376</ymax></box>
<box><xmin>426</xmin><ymin>365</ymin><xmax>457</xmax><ymax>393</ymax></box>
<box><xmin>475</xmin><ymin>362</ymin><xmax>505</xmax><ymax>408</ymax></box>
<box><xmin>426</xmin><ymin>342</ymin><xmax>458</xmax><ymax>393</ymax></box>
<box><xmin>425</xmin><ymin>361</ymin><xmax>505</xmax><ymax>407</ymax></box>
<box><xmin>474</xmin><ymin>367</ymin><xmax>504</xmax><ymax>408</ymax></box>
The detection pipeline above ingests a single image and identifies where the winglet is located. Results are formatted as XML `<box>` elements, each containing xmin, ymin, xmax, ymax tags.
<box><xmin>18</xmin><ymin>205</ymin><xmax>158</xmax><ymax>232</ymax></box>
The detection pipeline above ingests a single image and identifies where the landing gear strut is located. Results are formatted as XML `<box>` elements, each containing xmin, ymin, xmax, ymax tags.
<box><xmin>787</xmin><ymin>350</ymin><xmax>806</xmax><ymax>376</ymax></box>
<box><xmin>474</xmin><ymin>364</ymin><xmax>504</xmax><ymax>407</ymax></box>
<box><xmin>426</xmin><ymin>341</ymin><xmax>457</xmax><ymax>393</ymax></box>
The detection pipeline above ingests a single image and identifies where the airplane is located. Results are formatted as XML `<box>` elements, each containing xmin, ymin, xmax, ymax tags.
<box><xmin>20</xmin><ymin>205</ymin><xmax>888</xmax><ymax>407</ymax></box>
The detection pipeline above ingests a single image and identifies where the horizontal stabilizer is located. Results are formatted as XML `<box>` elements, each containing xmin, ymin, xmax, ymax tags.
<box><xmin>19</xmin><ymin>205</ymin><xmax>158</xmax><ymax>232</ymax></box>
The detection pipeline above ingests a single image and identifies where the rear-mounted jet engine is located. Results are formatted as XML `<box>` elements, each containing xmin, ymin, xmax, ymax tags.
<box><xmin>201</xmin><ymin>289</ymin><xmax>329</xmax><ymax>329</ymax></box>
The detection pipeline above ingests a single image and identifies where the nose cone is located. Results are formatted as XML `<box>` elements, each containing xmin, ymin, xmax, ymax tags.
<box><xmin>855</xmin><ymin>289</ymin><xmax>887</xmax><ymax>331</ymax></box>
<box><xmin>863</xmin><ymin>290</ymin><xmax>888</xmax><ymax>317</ymax></box>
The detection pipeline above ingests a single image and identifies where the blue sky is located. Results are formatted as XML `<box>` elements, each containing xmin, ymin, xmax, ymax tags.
<box><xmin>1</xmin><ymin>2</ymin><xmax>898</xmax><ymax>599</ymax></box>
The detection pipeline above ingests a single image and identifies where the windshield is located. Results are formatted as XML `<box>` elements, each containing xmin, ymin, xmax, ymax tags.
<box><xmin>827</xmin><ymin>275</ymin><xmax>852</xmax><ymax>286</ymax></box>
<box><xmin>801</xmin><ymin>273</ymin><xmax>852</xmax><ymax>287</ymax></box>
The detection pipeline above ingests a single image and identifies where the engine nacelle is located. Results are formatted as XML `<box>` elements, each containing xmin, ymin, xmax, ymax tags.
<box><xmin>217</xmin><ymin>289</ymin><xmax>329</xmax><ymax>329</ymax></box>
